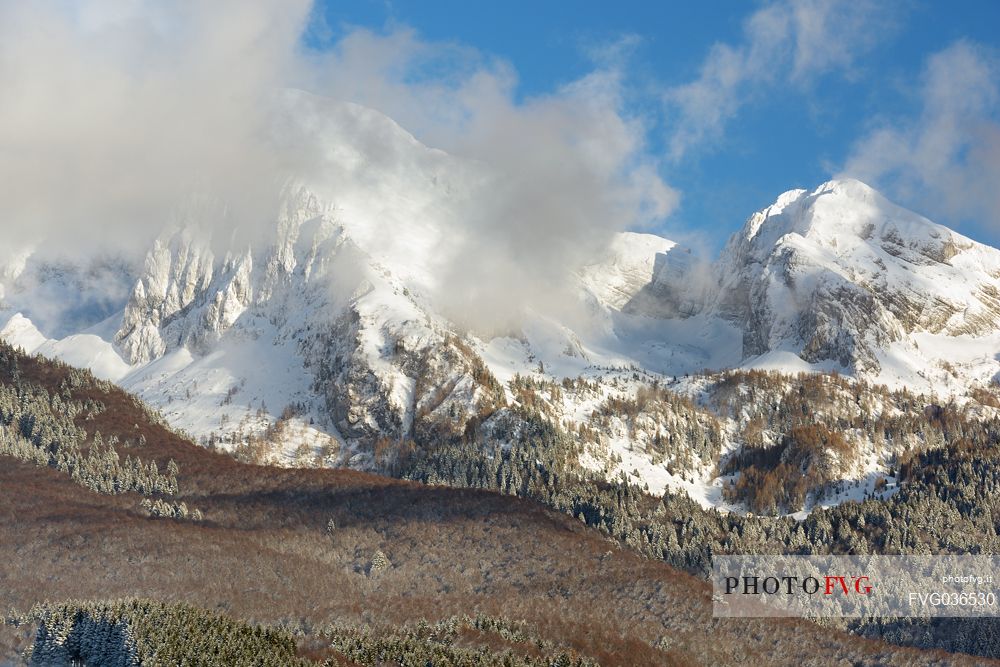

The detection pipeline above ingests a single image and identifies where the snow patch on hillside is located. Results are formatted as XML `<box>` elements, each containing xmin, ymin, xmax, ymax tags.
<box><xmin>1</xmin><ymin>313</ymin><xmax>131</xmax><ymax>381</ymax></box>
<box><xmin>0</xmin><ymin>314</ymin><xmax>47</xmax><ymax>353</ymax></box>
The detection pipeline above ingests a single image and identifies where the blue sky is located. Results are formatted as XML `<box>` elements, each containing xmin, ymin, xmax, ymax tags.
<box><xmin>313</xmin><ymin>0</ymin><xmax>1000</xmax><ymax>251</ymax></box>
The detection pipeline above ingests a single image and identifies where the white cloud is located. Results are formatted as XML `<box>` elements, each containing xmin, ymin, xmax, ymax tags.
<box><xmin>0</xmin><ymin>0</ymin><xmax>314</xmax><ymax>256</ymax></box>
<box><xmin>664</xmin><ymin>0</ymin><xmax>891</xmax><ymax>160</ymax></box>
<box><xmin>305</xmin><ymin>29</ymin><xmax>678</xmax><ymax>330</ymax></box>
<box><xmin>840</xmin><ymin>41</ymin><xmax>1000</xmax><ymax>231</ymax></box>
<box><xmin>0</xmin><ymin>2</ymin><xmax>677</xmax><ymax>331</ymax></box>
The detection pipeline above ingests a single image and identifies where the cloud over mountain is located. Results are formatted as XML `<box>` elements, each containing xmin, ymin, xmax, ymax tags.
<box><xmin>663</xmin><ymin>0</ymin><xmax>893</xmax><ymax>160</ymax></box>
<box><xmin>841</xmin><ymin>40</ymin><xmax>1000</xmax><ymax>233</ymax></box>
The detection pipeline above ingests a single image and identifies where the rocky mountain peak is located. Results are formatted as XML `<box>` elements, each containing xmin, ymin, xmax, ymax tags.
<box><xmin>703</xmin><ymin>178</ymin><xmax>1000</xmax><ymax>375</ymax></box>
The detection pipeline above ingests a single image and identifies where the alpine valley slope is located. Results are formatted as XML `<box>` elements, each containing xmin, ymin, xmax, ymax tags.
<box><xmin>4</xmin><ymin>95</ymin><xmax>1000</xmax><ymax>516</ymax></box>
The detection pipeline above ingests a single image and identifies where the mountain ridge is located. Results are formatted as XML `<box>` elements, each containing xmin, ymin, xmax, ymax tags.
<box><xmin>3</xmin><ymin>98</ymin><xmax>1000</xmax><ymax>518</ymax></box>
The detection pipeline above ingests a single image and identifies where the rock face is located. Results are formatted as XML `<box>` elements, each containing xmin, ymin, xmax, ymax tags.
<box><xmin>114</xmin><ymin>189</ymin><xmax>325</xmax><ymax>365</ymax></box>
<box><xmin>115</xmin><ymin>228</ymin><xmax>216</xmax><ymax>364</ymax></box>
<box><xmin>89</xmin><ymin>174</ymin><xmax>507</xmax><ymax>468</ymax></box>
<box><xmin>706</xmin><ymin>179</ymin><xmax>1000</xmax><ymax>374</ymax></box>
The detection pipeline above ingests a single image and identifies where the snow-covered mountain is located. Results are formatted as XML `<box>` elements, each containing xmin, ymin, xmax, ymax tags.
<box><xmin>705</xmin><ymin>179</ymin><xmax>1000</xmax><ymax>391</ymax></box>
<box><xmin>5</xmin><ymin>94</ymin><xmax>1000</xmax><ymax>515</ymax></box>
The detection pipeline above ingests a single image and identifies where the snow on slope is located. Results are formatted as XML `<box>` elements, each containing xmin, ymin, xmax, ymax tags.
<box><xmin>710</xmin><ymin>179</ymin><xmax>1000</xmax><ymax>393</ymax></box>
<box><xmin>0</xmin><ymin>313</ymin><xmax>47</xmax><ymax>352</ymax></box>
<box><xmin>0</xmin><ymin>313</ymin><xmax>130</xmax><ymax>381</ymax></box>
<box><xmin>578</xmin><ymin>231</ymin><xmax>676</xmax><ymax>310</ymax></box>
<box><xmin>37</xmin><ymin>335</ymin><xmax>132</xmax><ymax>382</ymax></box>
